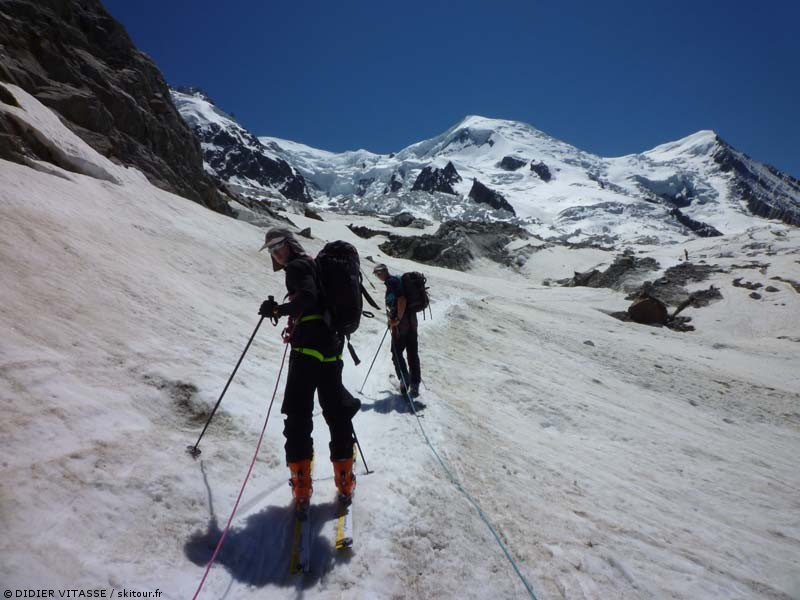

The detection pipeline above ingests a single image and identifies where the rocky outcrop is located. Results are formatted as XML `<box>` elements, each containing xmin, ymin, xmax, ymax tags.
<box><xmin>568</xmin><ymin>253</ymin><xmax>660</xmax><ymax>290</ymax></box>
<box><xmin>712</xmin><ymin>137</ymin><xmax>800</xmax><ymax>227</ymax></box>
<box><xmin>0</xmin><ymin>0</ymin><xmax>229</xmax><ymax>214</ymax></box>
<box><xmin>387</xmin><ymin>172</ymin><xmax>403</xmax><ymax>193</ymax></box>
<box><xmin>530</xmin><ymin>161</ymin><xmax>552</xmax><ymax>182</ymax></box>
<box><xmin>626</xmin><ymin>261</ymin><xmax>725</xmax><ymax>306</ymax></box>
<box><xmin>670</xmin><ymin>208</ymin><xmax>723</xmax><ymax>237</ymax></box>
<box><xmin>347</xmin><ymin>224</ymin><xmax>389</xmax><ymax>239</ymax></box>
<box><xmin>381</xmin><ymin>211</ymin><xmax>430</xmax><ymax>229</ymax></box>
<box><xmin>499</xmin><ymin>156</ymin><xmax>527</xmax><ymax>171</ymax></box>
<box><xmin>378</xmin><ymin>220</ymin><xmax>529</xmax><ymax>270</ymax></box>
<box><xmin>411</xmin><ymin>161</ymin><xmax>462</xmax><ymax>195</ymax></box>
<box><xmin>627</xmin><ymin>294</ymin><xmax>668</xmax><ymax>324</ymax></box>
<box><xmin>355</xmin><ymin>177</ymin><xmax>374</xmax><ymax>197</ymax></box>
<box><xmin>468</xmin><ymin>179</ymin><xmax>515</xmax><ymax>215</ymax></box>
<box><xmin>171</xmin><ymin>88</ymin><xmax>311</xmax><ymax>203</ymax></box>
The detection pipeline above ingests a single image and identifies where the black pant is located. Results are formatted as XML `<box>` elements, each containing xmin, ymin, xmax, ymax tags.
<box><xmin>281</xmin><ymin>352</ymin><xmax>361</xmax><ymax>463</ymax></box>
<box><xmin>391</xmin><ymin>326</ymin><xmax>421</xmax><ymax>387</ymax></box>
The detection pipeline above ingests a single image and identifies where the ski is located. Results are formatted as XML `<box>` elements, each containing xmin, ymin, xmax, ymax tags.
<box><xmin>289</xmin><ymin>508</ymin><xmax>312</xmax><ymax>574</ymax></box>
<box><xmin>335</xmin><ymin>496</ymin><xmax>354</xmax><ymax>550</ymax></box>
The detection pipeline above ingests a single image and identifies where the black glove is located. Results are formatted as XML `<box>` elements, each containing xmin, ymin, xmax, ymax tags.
<box><xmin>259</xmin><ymin>297</ymin><xmax>279</xmax><ymax>320</ymax></box>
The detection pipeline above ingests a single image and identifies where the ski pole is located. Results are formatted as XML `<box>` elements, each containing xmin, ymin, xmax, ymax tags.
<box><xmin>353</xmin><ymin>429</ymin><xmax>372</xmax><ymax>474</ymax></box>
<box><xmin>187</xmin><ymin>314</ymin><xmax>266</xmax><ymax>458</ymax></box>
<box><xmin>358</xmin><ymin>326</ymin><xmax>390</xmax><ymax>394</ymax></box>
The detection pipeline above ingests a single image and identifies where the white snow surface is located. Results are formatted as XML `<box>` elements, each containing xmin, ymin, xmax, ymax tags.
<box><xmin>2</xmin><ymin>85</ymin><xmax>800</xmax><ymax>599</ymax></box>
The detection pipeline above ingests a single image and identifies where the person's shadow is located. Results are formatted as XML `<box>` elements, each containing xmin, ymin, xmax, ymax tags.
<box><xmin>358</xmin><ymin>389</ymin><xmax>426</xmax><ymax>414</ymax></box>
<box><xmin>184</xmin><ymin>462</ymin><xmax>353</xmax><ymax>590</ymax></box>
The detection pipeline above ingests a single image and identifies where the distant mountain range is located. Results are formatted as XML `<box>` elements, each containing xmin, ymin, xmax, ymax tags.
<box><xmin>173</xmin><ymin>88</ymin><xmax>800</xmax><ymax>246</ymax></box>
<box><xmin>3</xmin><ymin>0</ymin><xmax>797</xmax><ymax>246</ymax></box>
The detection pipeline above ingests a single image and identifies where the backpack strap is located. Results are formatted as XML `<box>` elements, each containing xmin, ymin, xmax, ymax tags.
<box><xmin>346</xmin><ymin>335</ymin><xmax>361</xmax><ymax>365</ymax></box>
<box><xmin>360</xmin><ymin>283</ymin><xmax>381</xmax><ymax>310</ymax></box>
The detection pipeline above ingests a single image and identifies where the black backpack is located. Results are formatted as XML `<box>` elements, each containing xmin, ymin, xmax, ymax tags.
<box><xmin>315</xmin><ymin>241</ymin><xmax>380</xmax><ymax>363</ymax></box>
<box><xmin>401</xmin><ymin>271</ymin><xmax>430</xmax><ymax>315</ymax></box>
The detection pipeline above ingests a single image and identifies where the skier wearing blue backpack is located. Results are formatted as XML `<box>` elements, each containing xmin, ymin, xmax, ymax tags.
<box><xmin>372</xmin><ymin>263</ymin><xmax>422</xmax><ymax>398</ymax></box>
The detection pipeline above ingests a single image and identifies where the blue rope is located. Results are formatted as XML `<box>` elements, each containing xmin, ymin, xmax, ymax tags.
<box><xmin>391</xmin><ymin>336</ymin><xmax>539</xmax><ymax>600</ymax></box>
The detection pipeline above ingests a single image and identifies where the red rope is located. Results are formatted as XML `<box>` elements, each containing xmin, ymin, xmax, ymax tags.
<box><xmin>191</xmin><ymin>343</ymin><xmax>290</xmax><ymax>599</ymax></box>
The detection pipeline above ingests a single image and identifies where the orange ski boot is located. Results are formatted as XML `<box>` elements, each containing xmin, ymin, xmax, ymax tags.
<box><xmin>288</xmin><ymin>458</ymin><xmax>313</xmax><ymax>515</ymax></box>
<box><xmin>332</xmin><ymin>456</ymin><xmax>356</xmax><ymax>503</ymax></box>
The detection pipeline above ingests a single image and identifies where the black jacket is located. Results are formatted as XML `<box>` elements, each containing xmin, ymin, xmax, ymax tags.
<box><xmin>277</xmin><ymin>256</ymin><xmax>342</xmax><ymax>356</ymax></box>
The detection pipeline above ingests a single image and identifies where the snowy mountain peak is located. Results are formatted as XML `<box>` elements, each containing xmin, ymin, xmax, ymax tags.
<box><xmin>643</xmin><ymin>130</ymin><xmax>721</xmax><ymax>161</ymax></box>
<box><xmin>171</xmin><ymin>88</ymin><xmax>312</xmax><ymax>203</ymax></box>
<box><xmin>172</xmin><ymin>88</ymin><xmax>800</xmax><ymax>236</ymax></box>
<box><xmin>171</xmin><ymin>87</ymin><xmax>241</xmax><ymax>137</ymax></box>
<box><xmin>397</xmin><ymin>114</ymin><xmax>580</xmax><ymax>163</ymax></box>
<box><xmin>172</xmin><ymin>86</ymin><xmax>215</xmax><ymax>105</ymax></box>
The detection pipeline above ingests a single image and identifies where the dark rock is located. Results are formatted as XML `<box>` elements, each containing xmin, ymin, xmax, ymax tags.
<box><xmin>468</xmin><ymin>179</ymin><xmax>515</xmax><ymax>214</ymax></box>
<box><xmin>713</xmin><ymin>137</ymin><xmax>800</xmax><ymax>227</ymax></box>
<box><xmin>608</xmin><ymin>309</ymin><xmax>695</xmax><ymax>332</ymax></box>
<box><xmin>279</xmin><ymin>174</ymin><xmax>312</xmax><ymax>203</ymax></box>
<box><xmin>769</xmin><ymin>276</ymin><xmax>800</xmax><ymax>293</ymax></box>
<box><xmin>0</xmin><ymin>84</ymin><xmax>20</xmax><ymax>107</ymax></box>
<box><xmin>587</xmin><ymin>172</ymin><xmax>607</xmax><ymax>190</ymax></box>
<box><xmin>583</xmin><ymin>340</ymin><xmax>595</xmax><ymax>347</ymax></box>
<box><xmin>571</xmin><ymin>269</ymin><xmax>602</xmax><ymax>287</ymax></box>
<box><xmin>380</xmin><ymin>211</ymin><xmax>429</xmax><ymax>229</ymax></box>
<box><xmin>626</xmin><ymin>262</ymin><xmax>724</xmax><ymax>307</ymax></box>
<box><xmin>298</xmin><ymin>227</ymin><xmax>312</xmax><ymax>239</ymax></box>
<box><xmin>355</xmin><ymin>177</ymin><xmax>374</xmax><ymax>197</ymax></box>
<box><xmin>304</xmin><ymin>206</ymin><xmax>323</xmax><ymax>221</ymax></box>
<box><xmin>749</xmin><ymin>292</ymin><xmax>762</xmax><ymax>300</ymax></box>
<box><xmin>411</xmin><ymin>161</ymin><xmax>462</xmax><ymax>195</ymax></box>
<box><xmin>389</xmin><ymin>212</ymin><xmax>415</xmax><ymax>227</ymax></box>
<box><xmin>0</xmin><ymin>0</ymin><xmax>230</xmax><ymax>214</ymax></box>
<box><xmin>569</xmin><ymin>254</ymin><xmax>660</xmax><ymax>290</ymax></box>
<box><xmin>530</xmin><ymin>161</ymin><xmax>552</xmax><ymax>182</ymax></box>
<box><xmin>388</xmin><ymin>172</ymin><xmax>403</xmax><ymax>193</ymax></box>
<box><xmin>172</xmin><ymin>88</ymin><xmax>311</xmax><ymax>204</ymax></box>
<box><xmin>378</xmin><ymin>220</ymin><xmax>529</xmax><ymax>270</ymax></box>
<box><xmin>499</xmin><ymin>156</ymin><xmax>527</xmax><ymax>171</ymax></box>
<box><xmin>682</xmin><ymin>285</ymin><xmax>723</xmax><ymax>308</ymax></box>
<box><xmin>670</xmin><ymin>208</ymin><xmax>723</xmax><ymax>237</ymax></box>
<box><xmin>765</xmin><ymin>286</ymin><xmax>780</xmax><ymax>292</ymax></box>
<box><xmin>732</xmin><ymin>278</ymin><xmax>763</xmax><ymax>290</ymax></box>
<box><xmin>627</xmin><ymin>294</ymin><xmax>668</xmax><ymax>324</ymax></box>
<box><xmin>347</xmin><ymin>224</ymin><xmax>388</xmax><ymax>239</ymax></box>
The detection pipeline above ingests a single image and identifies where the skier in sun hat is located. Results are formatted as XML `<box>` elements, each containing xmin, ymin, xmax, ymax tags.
<box><xmin>258</xmin><ymin>228</ymin><xmax>360</xmax><ymax>513</ymax></box>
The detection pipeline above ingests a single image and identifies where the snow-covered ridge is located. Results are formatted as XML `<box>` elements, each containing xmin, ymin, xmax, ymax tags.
<box><xmin>171</xmin><ymin>88</ymin><xmax>312</xmax><ymax>203</ymax></box>
<box><xmin>174</xmin><ymin>87</ymin><xmax>800</xmax><ymax>242</ymax></box>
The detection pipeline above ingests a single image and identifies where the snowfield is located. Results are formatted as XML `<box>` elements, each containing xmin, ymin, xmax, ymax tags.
<box><xmin>2</xmin><ymin>85</ymin><xmax>799</xmax><ymax>599</ymax></box>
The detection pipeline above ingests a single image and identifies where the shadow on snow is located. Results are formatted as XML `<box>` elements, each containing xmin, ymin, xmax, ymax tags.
<box><xmin>184</xmin><ymin>462</ymin><xmax>352</xmax><ymax>590</ymax></box>
<box><xmin>358</xmin><ymin>389</ymin><xmax>426</xmax><ymax>414</ymax></box>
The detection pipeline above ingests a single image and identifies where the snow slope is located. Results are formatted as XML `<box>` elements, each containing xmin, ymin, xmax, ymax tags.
<box><xmin>2</xmin><ymin>84</ymin><xmax>800</xmax><ymax>599</ymax></box>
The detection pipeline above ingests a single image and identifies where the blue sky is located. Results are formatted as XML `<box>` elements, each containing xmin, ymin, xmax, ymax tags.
<box><xmin>104</xmin><ymin>0</ymin><xmax>800</xmax><ymax>176</ymax></box>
